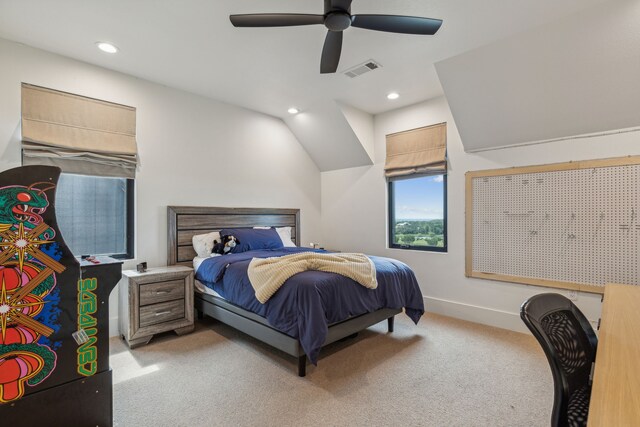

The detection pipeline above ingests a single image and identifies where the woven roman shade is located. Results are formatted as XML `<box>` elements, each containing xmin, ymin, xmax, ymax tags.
<box><xmin>21</xmin><ymin>83</ymin><xmax>138</xmax><ymax>178</ymax></box>
<box><xmin>384</xmin><ymin>122</ymin><xmax>447</xmax><ymax>178</ymax></box>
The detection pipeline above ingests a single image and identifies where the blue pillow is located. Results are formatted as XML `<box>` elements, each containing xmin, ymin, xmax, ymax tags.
<box><xmin>219</xmin><ymin>227</ymin><xmax>284</xmax><ymax>253</ymax></box>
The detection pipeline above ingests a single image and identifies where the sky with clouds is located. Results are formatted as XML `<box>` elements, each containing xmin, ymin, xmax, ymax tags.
<box><xmin>393</xmin><ymin>175</ymin><xmax>444</xmax><ymax>220</ymax></box>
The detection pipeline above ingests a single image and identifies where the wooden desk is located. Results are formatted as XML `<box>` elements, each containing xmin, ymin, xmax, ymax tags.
<box><xmin>588</xmin><ymin>284</ymin><xmax>640</xmax><ymax>426</ymax></box>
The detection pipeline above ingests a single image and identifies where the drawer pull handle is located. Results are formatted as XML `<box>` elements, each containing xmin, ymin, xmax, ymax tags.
<box><xmin>155</xmin><ymin>310</ymin><xmax>172</xmax><ymax>316</ymax></box>
<box><xmin>155</xmin><ymin>290</ymin><xmax>170</xmax><ymax>294</ymax></box>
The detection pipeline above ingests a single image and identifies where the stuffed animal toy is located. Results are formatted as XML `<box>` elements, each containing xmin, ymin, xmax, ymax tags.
<box><xmin>212</xmin><ymin>239</ymin><xmax>224</xmax><ymax>255</ymax></box>
<box><xmin>222</xmin><ymin>235</ymin><xmax>239</xmax><ymax>254</ymax></box>
<box><xmin>212</xmin><ymin>235</ymin><xmax>240</xmax><ymax>255</ymax></box>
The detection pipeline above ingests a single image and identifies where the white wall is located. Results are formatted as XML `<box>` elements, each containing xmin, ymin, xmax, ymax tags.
<box><xmin>321</xmin><ymin>96</ymin><xmax>640</xmax><ymax>332</ymax></box>
<box><xmin>0</xmin><ymin>38</ymin><xmax>322</xmax><ymax>335</ymax></box>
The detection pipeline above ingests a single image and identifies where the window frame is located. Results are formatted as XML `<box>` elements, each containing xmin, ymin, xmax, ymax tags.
<box><xmin>119</xmin><ymin>178</ymin><xmax>135</xmax><ymax>260</ymax></box>
<box><xmin>387</xmin><ymin>174</ymin><xmax>448</xmax><ymax>253</ymax></box>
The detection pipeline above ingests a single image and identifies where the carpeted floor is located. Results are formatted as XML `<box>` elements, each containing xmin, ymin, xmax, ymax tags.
<box><xmin>110</xmin><ymin>312</ymin><xmax>552</xmax><ymax>427</ymax></box>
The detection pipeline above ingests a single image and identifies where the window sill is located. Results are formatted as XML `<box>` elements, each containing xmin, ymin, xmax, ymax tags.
<box><xmin>388</xmin><ymin>246</ymin><xmax>448</xmax><ymax>254</ymax></box>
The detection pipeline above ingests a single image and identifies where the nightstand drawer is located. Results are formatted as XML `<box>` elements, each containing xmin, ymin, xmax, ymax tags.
<box><xmin>139</xmin><ymin>299</ymin><xmax>185</xmax><ymax>327</ymax></box>
<box><xmin>139</xmin><ymin>279</ymin><xmax>185</xmax><ymax>306</ymax></box>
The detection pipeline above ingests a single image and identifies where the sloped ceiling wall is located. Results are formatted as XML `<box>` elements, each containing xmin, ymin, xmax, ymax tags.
<box><xmin>435</xmin><ymin>0</ymin><xmax>640</xmax><ymax>152</ymax></box>
<box><xmin>284</xmin><ymin>100</ymin><xmax>374</xmax><ymax>171</ymax></box>
<box><xmin>337</xmin><ymin>102</ymin><xmax>375</xmax><ymax>162</ymax></box>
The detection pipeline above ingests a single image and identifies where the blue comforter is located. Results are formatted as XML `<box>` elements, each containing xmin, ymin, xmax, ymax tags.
<box><xmin>195</xmin><ymin>247</ymin><xmax>424</xmax><ymax>364</ymax></box>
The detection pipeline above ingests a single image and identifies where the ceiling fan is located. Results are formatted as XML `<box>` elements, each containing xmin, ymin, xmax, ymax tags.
<box><xmin>229</xmin><ymin>0</ymin><xmax>443</xmax><ymax>74</ymax></box>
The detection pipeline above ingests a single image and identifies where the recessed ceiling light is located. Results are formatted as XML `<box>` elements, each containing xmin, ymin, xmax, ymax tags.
<box><xmin>96</xmin><ymin>42</ymin><xmax>119</xmax><ymax>54</ymax></box>
<box><xmin>387</xmin><ymin>92</ymin><xmax>400</xmax><ymax>100</ymax></box>
<box><xmin>287</xmin><ymin>107</ymin><xmax>300</xmax><ymax>115</ymax></box>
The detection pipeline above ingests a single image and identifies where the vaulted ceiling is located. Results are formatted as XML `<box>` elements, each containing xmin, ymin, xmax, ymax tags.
<box><xmin>0</xmin><ymin>0</ymin><xmax>618</xmax><ymax>169</ymax></box>
<box><xmin>436</xmin><ymin>0</ymin><xmax>640</xmax><ymax>151</ymax></box>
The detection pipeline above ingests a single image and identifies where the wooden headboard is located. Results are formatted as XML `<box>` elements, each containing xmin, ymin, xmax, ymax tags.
<box><xmin>167</xmin><ymin>206</ymin><xmax>300</xmax><ymax>266</ymax></box>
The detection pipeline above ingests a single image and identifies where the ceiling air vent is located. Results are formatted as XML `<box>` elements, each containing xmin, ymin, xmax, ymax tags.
<box><xmin>344</xmin><ymin>60</ymin><xmax>382</xmax><ymax>78</ymax></box>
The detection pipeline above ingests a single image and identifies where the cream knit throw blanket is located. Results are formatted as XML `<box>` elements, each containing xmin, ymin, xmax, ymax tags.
<box><xmin>248</xmin><ymin>252</ymin><xmax>378</xmax><ymax>303</ymax></box>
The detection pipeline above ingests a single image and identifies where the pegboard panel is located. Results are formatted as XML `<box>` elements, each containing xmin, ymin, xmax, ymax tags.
<box><xmin>465</xmin><ymin>156</ymin><xmax>640</xmax><ymax>294</ymax></box>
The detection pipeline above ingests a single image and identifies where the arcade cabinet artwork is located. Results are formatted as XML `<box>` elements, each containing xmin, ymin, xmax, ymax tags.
<box><xmin>0</xmin><ymin>166</ymin><xmax>121</xmax><ymax>426</ymax></box>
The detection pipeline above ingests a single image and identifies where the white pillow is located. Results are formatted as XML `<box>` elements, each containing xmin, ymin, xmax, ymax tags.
<box><xmin>192</xmin><ymin>231</ymin><xmax>221</xmax><ymax>258</ymax></box>
<box><xmin>253</xmin><ymin>226</ymin><xmax>296</xmax><ymax>247</ymax></box>
<box><xmin>276</xmin><ymin>227</ymin><xmax>296</xmax><ymax>247</ymax></box>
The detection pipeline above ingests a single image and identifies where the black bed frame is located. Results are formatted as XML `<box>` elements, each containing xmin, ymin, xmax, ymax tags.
<box><xmin>167</xmin><ymin>206</ymin><xmax>399</xmax><ymax>376</ymax></box>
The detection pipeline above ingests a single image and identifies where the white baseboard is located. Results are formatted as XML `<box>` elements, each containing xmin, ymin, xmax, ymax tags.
<box><xmin>107</xmin><ymin>298</ymin><xmax>529</xmax><ymax>337</ymax></box>
<box><xmin>424</xmin><ymin>296</ymin><xmax>530</xmax><ymax>334</ymax></box>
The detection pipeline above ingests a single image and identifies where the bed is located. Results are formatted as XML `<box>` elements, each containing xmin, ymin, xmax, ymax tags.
<box><xmin>167</xmin><ymin>206</ymin><xmax>424</xmax><ymax>376</ymax></box>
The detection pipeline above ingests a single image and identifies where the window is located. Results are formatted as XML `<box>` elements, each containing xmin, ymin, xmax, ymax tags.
<box><xmin>55</xmin><ymin>173</ymin><xmax>134</xmax><ymax>259</ymax></box>
<box><xmin>388</xmin><ymin>174</ymin><xmax>447</xmax><ymax>252</ymax></box>
<box><xmin>20</xmin><ymin>84</ymin><xmax>138</xmax><ymax>259</ymax></box>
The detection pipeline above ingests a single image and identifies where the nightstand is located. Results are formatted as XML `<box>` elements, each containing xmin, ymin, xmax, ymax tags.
<box><xmin>119</xmin><ymin>265</ymin><xmax>194</xmax><ymax>348</ymax></box>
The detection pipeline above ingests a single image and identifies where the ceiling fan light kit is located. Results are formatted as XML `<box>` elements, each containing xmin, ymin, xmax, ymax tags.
<box><xmin>324</xmin><ymin>12</ymin><xmax>352</xmax><ymax>31</ymax></box>
<box><xmin>229</xmin><ymin>0</ymin><xmax>442</xmax><ymax>74</ymax></box>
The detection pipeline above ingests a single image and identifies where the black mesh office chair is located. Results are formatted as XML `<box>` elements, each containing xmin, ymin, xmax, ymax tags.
<box><xmin>520</xmin><ymin>293</ymin><xmax>598</xmax><ymax>427</ymax></box>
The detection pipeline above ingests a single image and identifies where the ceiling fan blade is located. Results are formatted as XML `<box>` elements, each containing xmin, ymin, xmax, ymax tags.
<box><xmin>320</xmin><ymin>31</ymin><xmax>343</xmax><ymax>74</ymax></box>
<box><xmin>351</xmin><ymin>15</ymin><xmax>443</xmax><ymax>35</ymax></box>
<box><xmin>230</xmin><ymin>13</ymin><xmax>324</xmax><ymax>27</ymax></box>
